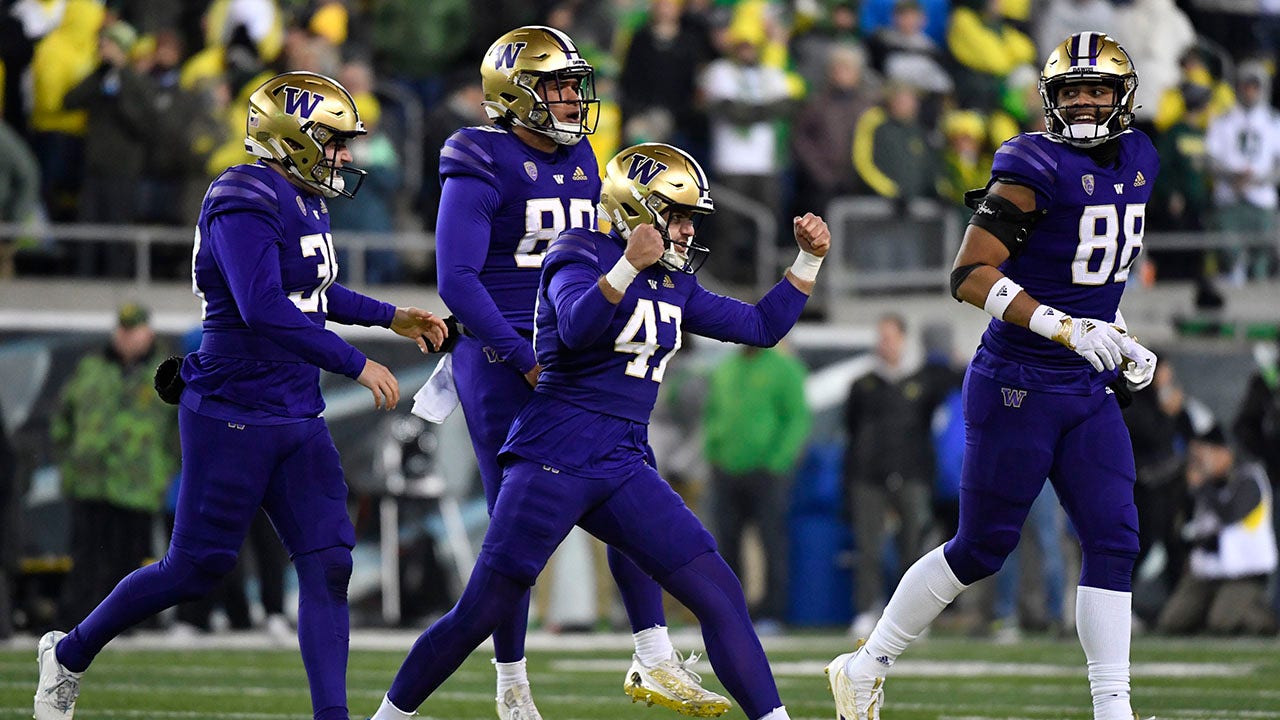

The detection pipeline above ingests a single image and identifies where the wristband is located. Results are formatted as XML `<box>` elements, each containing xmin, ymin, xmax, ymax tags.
<box><xmin>1028</xmin><ymin>304</ymin><xmax>1070</xmax><ymax>344</ymax></box>
<box><xmin>604</xmin><ymin>257</ymin><xmax>641</xmax><ymax>293</ymax></box>
<box><xmin>790</xmin><ymin>250</ymin><xmax>823</xmax><ymax>282</ymax></box>
<box><xmin>982</xmin><ymin>276</ymin><xmax>1024</xmax><ymax>320</ymax></box>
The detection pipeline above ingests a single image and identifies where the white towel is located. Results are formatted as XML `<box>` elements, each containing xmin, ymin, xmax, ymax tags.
<box><xmin>411</xmin><ymin>354</ymin><xmax>459</xmax><ymax>423</ymax></box>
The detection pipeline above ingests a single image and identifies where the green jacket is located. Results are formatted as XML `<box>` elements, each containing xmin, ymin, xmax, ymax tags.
<box><xmin>703</xmin><ymin>347</ymin><xmax>811</xmax><ymax>475</ymax></box>
<box><xmin>51</xmin><ymin>346</ymin><xmax>178</xmax><ymax>512</ymax></box>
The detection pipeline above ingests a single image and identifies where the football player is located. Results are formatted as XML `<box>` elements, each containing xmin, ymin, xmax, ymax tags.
<box><xmin>827</xmin><ymin>32</ymin><xmax>1159</xmax><ymax>720</ymax></box>
<box><xmin>410</xmin><ymin>26</ymin><xmax>726</xmax><ymax>720</ymax></box>
<box><xmin>370</xmin><ymin>143</ymin><xmax>829</xmax><ymax>720</ymax></box>
<box><xmin>34</xmin><ymin>71</ymin><xmax>448</xmax><ymax>720</ymax></box>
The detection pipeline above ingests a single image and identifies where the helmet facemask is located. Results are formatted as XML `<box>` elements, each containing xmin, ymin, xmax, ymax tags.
<box><xmin>511</xmin><ymin>68</ymin><xmax>598</xmax><ymax>145</ymax></box>
<box><xmin>647</xmin><ymin>194</ymin><xmax>711</xmax><ymax>274</ymax></box>
<box><xmin>304</xmin><ymin>124</ymin><xmax>367</xmax><ymax>198</ymax></box>
<box><xmin>1040</xmin><ymin>75</ymin><xmax>1136</xmax><ymax>148</ymax></box>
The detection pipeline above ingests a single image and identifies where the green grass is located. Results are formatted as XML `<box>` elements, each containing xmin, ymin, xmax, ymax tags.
<box><xmin>4</xmin><ymin>631</ymin><xmax>1279</xmax><ymax>719</ymax></box>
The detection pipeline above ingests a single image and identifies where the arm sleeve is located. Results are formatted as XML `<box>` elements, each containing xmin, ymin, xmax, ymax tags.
<box><xmin>435</xmin><ymin>174</ymin><xmax>537</xmax><ymax>373</ymax></box>
<box><xmin>326</xmin><ymin>283</ymin><xmax>395</xmax><ymax>327</ymax></box>
<box><xmin>545</xmin><ymin>257</ymin><xmax>619</xmax><ymax>349</ymax></box>
<box><xmin>683</xmin><ymin>277</ymin><xmax>808</xmax><ymax>346</ymax></box>
<box><xmin>208</xmin><ymin>211</ymin><xmax>367</xmax><ymax>379</ymax></box>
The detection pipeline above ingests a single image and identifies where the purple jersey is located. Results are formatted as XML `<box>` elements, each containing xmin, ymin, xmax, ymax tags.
<box><xmin>437</xmin><ymin>125</ymin><xmax>601</xmax><ymax>353</ymax></box>
<box><xmin>976</xmin><ymin>130</ymin><xmax>1160</xmax><ymax>394</ymax></box>
<box><xmin>183</xmin><ymin>162</ymin><xmax>395</xmax><ymax>423</ymax></box>
<box><xmin>499</xmin><ymin>228</ymin><xmax>809</xmax><ymax>476</ymax></box>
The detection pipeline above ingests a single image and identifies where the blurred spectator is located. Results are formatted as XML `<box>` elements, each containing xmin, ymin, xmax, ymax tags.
<box><xmin>29</xmin><ymin>0</ymin><xmax>104</xmax><ymax>221</ymax></box>
<box><xmin>1233</xmin><ymin>338</ymin><xmax>1280</xmax><ymax>618</ymax></box>
<box><xmin>791</xmin><ymin>43</ymin><xmax>876</xmax><ymax>217</ymax></box>
<box><xmin>867</xmin><ymin>0</ymin><xmax>952</xmax><ymax>123</ymax></box>
<box><xmin>1124</xmin><ymin>360</ymin><xmax>1194</xmax><ymax>621</ymax></box>
<box><xmin>1031</xmin><ymin>0</ymin><xmax>1116</xmax><ymax>66</ymax></box>
<box><xmin>0</xmin><ymin>118</ymin><xmax>45</xmax><ymax>277</ymax></box>
<box><xmin>700</xmin><ymin>27</ymin><xmax>793</xmax><ymax>280</ymax></box>
<box><xmin>946</xmin><ymin>0</ymin><xmax>1036</xmax><ymax>112</ymax></box>
<box><xmin>329</xmin><ymin>60</ymin><xmax>402</xmax><ymax>284</ymax></box>
<box><xmin>2</xmin><ymin>0</ymin><xmax>63</xmax><ymax>134</ymax></box>
<box><xmin>843</xmin><ymin>314</ymin><xmax>939</xmax><ymax>638</ymax></box>
<box><xmin>789</xmin><ymin>0</ymin><xmax>860</xmax><ymax>87</ymax></box>
<box><xmin>936</xmin><ymin>109</ymin><xmax>992</xmax><ymax>209</ymax></box>
<box><xmin>861</xmin><ymin>0</ymin><xmax>950</xmax><ymax>45</ymax></box>
<box><xmin>419</xmin><ymin>71</ymin><xmax>485</xmax><ymax>230</ymax></box>
<box><xmin>51</xmin><ymin>303</ymin><xmax>178</xmax><ymax>627</ymax></box>
<box><xmin>545</xmin><ymin>0</ymin><xmax>616</xmax><ymax>72</ymax></box>
<box><xmin>1151</xmin><ymin>83</ymin><xmax>1212</xmax><ymax>235</ymax></box>
<box><xmin>1154</xmin><ymin>47</ymin><xmax>1235</xmax><ymax>135</ymax></box>
<box><xmin>1111</xmin><ymin>0</ymin><xmax>1195</xmax><ymax>126</ymax></box>
<box><xmin>1156</xmin><ymin>421</ymin><xmax>1277</xmax><ymax>636</ymax></box>
<box><xmin>852</xmin><ymin>81</ymin><xmax>937</xmax><ymax>217</ymax></box>
<box><xmin>137</xmin><ymin>28</ymin><xmax>202</xmax><ymax>228</ymax></box>
<box><xmin>703</xmin><ymin>345</ymin><xmax>811</xmax><ymax>631</ymax></box>
<box><xmin>618</xmin><ymin>0</ymin><xmax>714</xmax><ymax>154</ymax></box>
<box><xmin>63</xmin><ymin>19</ymin><xmax>155</xmax><ymax>276</ymax></box>
<box><xmin>370</xmin><ymin>0</ymin><xmax>475</xmax><ymax>110</ymax></box>
<box><xmin>1204</xmin><ymin>60</ymin><xmax>1280</xmax><ymax>282</ymax></box>
<box><xmin>0</xmin><ymin>395</ymin><xmax>15</xmax><ymax>639</ymax></box>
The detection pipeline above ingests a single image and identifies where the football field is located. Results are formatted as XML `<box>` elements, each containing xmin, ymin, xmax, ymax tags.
<box><xmin>3</xmin><ymin>630</ymin><xmax>1278</xmax><ymax>719</ymax></box>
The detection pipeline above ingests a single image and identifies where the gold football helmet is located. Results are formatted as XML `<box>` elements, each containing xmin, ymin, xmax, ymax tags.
<box><xmin>599</xmin><ymin>143</ymin><xmax>715</xmax><ymax>273</ymax></box>
<box><xmin>480</xmin><ymin>25</ymin><xmax>598</xmax><ymax>146</ymax></box>
<box><xmin>245</xmin><ymin>71</ymin><xmax>367</xmax><ymax>198</ymax></box>
<box><xmin>1039</xmin><ymin>32</ymin><xmax>1138</xmax><ymax>147</ymax></box>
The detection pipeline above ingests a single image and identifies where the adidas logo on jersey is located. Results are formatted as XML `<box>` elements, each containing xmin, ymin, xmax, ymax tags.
<box><xmin>1134</xmin><ymin>171</ymin><xmax>1146</xmax><ymax>187</ymax></box>
<box><xmin>572</xmin><ymin>166</ymin><xmax>588</xmax><ymax>181</ymax></box>
<box><xmin>663</xmin><ymin>275</ymin><xmax>675</xmax><ymax>288</ymax></box>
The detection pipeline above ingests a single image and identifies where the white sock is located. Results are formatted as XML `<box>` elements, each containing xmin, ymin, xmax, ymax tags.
<box><xmin>757</xmin><ymin>706</ymin><xmax>791</xmax><ymax>720</ymax></box>
<box><xmin>848</xmin><ymin>545</ymin><xmax>967</xmax><ymax>679</ymax></box>
<box><xmin>371</xmin><ymin>694</ymin><xmax>415</xmax><ymax>719</ymax></box>
<box><xmin>1076</xmin><ymin>586</ymin><xmax>1134</xmax><ymax>720</ymax></box>
<box><xmin>633</xmin><ymin>625</ymin><xmax>674</xmax><ymax>667</ymax></box>
<box><xmin>493</xmin><ymin>657</ymin><xmax>529</xmax><ymax>700</ymax></box>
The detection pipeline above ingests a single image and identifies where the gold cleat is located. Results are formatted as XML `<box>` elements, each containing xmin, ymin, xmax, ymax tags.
<box><xmin>825</xmin><ymin>639</ymin><xmax>885</xmax><ymax>720</ymax></box>
<box><xmin>623</xmin><ymin>651</ymin><xmax>732</xmax><ymax>718</ymax></box>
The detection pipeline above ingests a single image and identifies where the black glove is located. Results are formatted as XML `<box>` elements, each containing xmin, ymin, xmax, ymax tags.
<box><xmin>154</xmin><ymin>355</ymin><xmax>187</xmax><ymax>405</ymax></box>
<box><xmin>1108</xmin><ymin>377</ymin><xmax>1133</xmax><ymax>409</ymax></box>
<box><xmin>429</xmin><ymin>315</ymin><xmax>461</xmax><ymax>354</ymax></box>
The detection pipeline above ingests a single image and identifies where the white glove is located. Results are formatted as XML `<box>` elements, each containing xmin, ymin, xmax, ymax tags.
<box><xmin>1117</xmin><ymin>334</ymin><xmax>1157</xmax><ymax>391</ymax></box>
<box><xmin>1058</xmin><ymin>317</ymin><xmax>1126</xmax><ymax>372</ymax></box>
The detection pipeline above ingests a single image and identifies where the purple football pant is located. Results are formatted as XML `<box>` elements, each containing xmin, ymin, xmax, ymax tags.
<box><xmin>56</xmin><ymin>407</ymin><xmax>355</xmax><ymax>720</ymax></box>
<box><xmin>386</xmin><ymin>459</ymin><xmax>781</xmax><ymax>719</ymax></box>
<box><xmin>452</xmin><ymin>335</ymin><xmax>665</xmax><ymax>656</ymax></box>
<box><xmin>943</xmin><ymin>368</ymin><xmax>1139</xmax><ymax>591</ymax></box>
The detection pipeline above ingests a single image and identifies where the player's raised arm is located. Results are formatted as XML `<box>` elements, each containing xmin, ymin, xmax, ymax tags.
<box><xmin>783</xmin><ymin>212</ymin><xmax>831</xmax><ymax>295</ymax></box>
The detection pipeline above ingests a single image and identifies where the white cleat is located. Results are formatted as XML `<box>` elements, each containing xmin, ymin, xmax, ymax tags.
<box><xmin>624</xmin><ymin>650</ymin><xmax>732</xmax><ymax>717</ymax></box>
<box><xmin>496</xmin><ymin>683</ymin><xmax>543</xmax><ymax>720</ymax></box>
<box><xmin>825</xmin><ymin>642</ymin><xmax>884</xmax><ymax>720</ymax></box>
<box><xmin>34</xmin><ymin>631</ymin><xmax>82</xmax><ymax>720</ymax></box>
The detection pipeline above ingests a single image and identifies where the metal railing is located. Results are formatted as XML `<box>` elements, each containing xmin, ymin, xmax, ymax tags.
<box><xmin>0</xmin><ymin>222</ymin><xmax>436</xmax><ymax>288</ymax></box>
<box><xmin>823</xmin><ymin>197</ymin><xmax>963</xmax><ymax>300</ymax></box>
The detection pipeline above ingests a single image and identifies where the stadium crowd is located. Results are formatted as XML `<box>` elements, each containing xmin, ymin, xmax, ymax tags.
<box><xmin>2</xmin><ymin>0</ymin><xmax>1279</xmax><ymax>650</ymax></box>
<box><xmin>1</xmin><ymin>0</ymin><xmax>1278</xmax><ymax>283</ymax></box>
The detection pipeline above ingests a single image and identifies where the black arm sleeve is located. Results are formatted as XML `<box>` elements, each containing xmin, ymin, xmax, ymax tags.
<box><xmin>963</xmin><ymin>187</ymin><xmax>1046</xmax><ymax>259</ymax></box>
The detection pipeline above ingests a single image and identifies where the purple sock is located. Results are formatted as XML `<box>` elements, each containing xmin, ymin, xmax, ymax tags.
<box><xmin>294</xmin><ymin>546</ymin><xmax>352</xmax><ymax>720</ymax></box>
<box><xmin>608</xmin><ymin>545</ymin><xmax>666</xmax><ymax>632</ymax></box>
<box><xmin>661</xmin><ymin>551</ymin><xmax>780</xmax><ymax>720</ymax></box>
<box><xmin>491</xmin><ymin>588</ymin><xmax>531</xmax><ymax>663</ymax></box>
<box><xmin>388</xmin><ymin>560</ymin><xmax>527</xmax><ymax>712</ymax></box>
